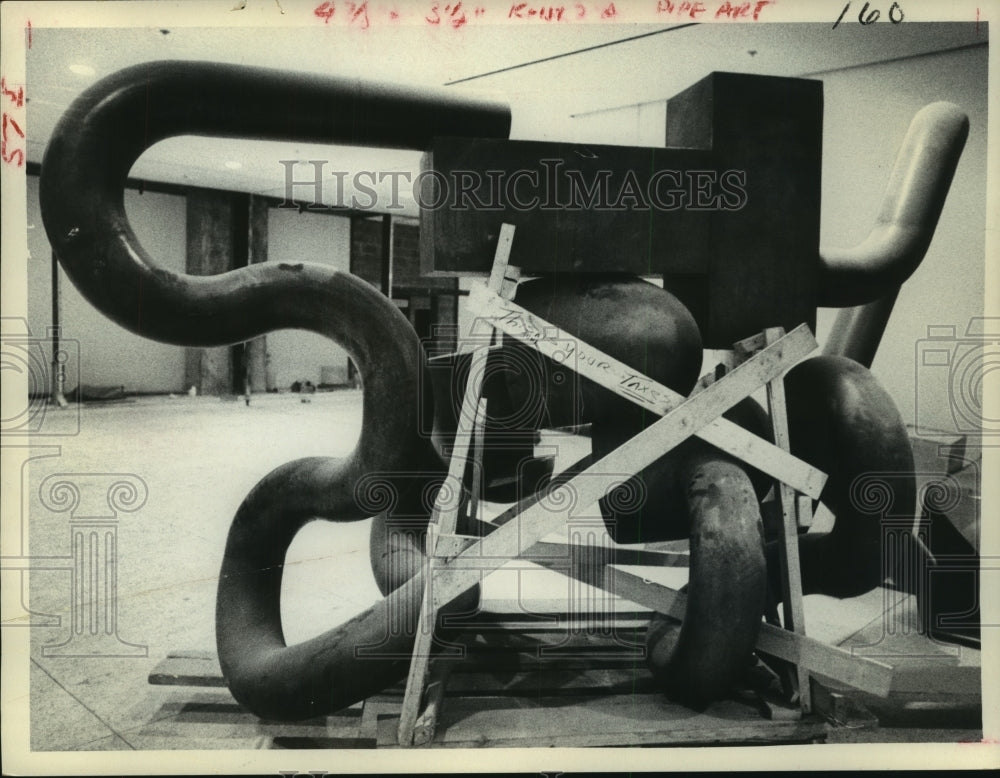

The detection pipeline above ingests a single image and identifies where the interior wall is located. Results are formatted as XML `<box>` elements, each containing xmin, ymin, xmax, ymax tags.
<box><xmin>564</xmin><ymin>101</ymin><xmax>668</xmax><ymax>146</ymax></box>
<box><xmin>25</xmin><ymin>174</ymin><xmax>188</xmax><ymax>394</ymax></box>
<box><xmin>567</xmin><ymin>44</ymin><xmax>987</xmax><ymax>434</ymax></box>
<box><xmin>815</xmin><ymin>44</ymin><xmax>988</xmax><ymax>436</ymax></box>
<box><xmin>265</xmin><ymin>207</ymin><xmax>352</xmax><ymax>389</ymax></box>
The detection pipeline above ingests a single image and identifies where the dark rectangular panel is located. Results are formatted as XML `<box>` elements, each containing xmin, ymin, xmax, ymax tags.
<box><xmin>421</xmin><ymin>139</ymin><xmax>713</xmax><ymax>277</ymax></box>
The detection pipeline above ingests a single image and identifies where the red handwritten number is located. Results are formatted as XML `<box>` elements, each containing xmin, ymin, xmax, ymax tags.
<box><xmin>314</xmin><ymin>1</ymin><xmax>335</xmax><ymax>23</ymax></box>
<box><xmin>446</xmin><ymin>3</ymin><xmax>468</xmax><ymax>27</ymax></box>
<box><xmin>1</xmin><ymin>78</ymin><xmax>24</xmax><ymax>108</ymax></box>
<box><xmin>347</xmin><ymin>1</ymin><xmax>369</xmax><ymax>27</ymax></box>
<box><xmin>2</xmin><ymin>113</ymin><xmax>25</xmax><ymax>167</ymax></box>
<box><xmin>601</xmin><ymin>2</ymin><xmax>616</xmax><ymax>17</ymax></box>
<box><xmin>4</xmin><ymin>115</ymin><xmax>23</xmax><ymax>139</ymax></box>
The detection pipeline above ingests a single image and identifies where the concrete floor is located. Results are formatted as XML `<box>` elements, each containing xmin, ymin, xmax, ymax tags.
<box><xmin>11</xmin><ymin>391</ymin><xmax>986</xmax><ymax>752</ymax></box>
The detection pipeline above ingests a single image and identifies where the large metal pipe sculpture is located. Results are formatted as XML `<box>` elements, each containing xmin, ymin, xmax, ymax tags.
<box><xmin>40</xmin><ymin>60</ymin><xmax>509</xmax><ymax>719</ymax></box>
<box><xmin>40</xmin><ymin>60</ymin><xmax>967</xmax><ymax>723</ymax></box>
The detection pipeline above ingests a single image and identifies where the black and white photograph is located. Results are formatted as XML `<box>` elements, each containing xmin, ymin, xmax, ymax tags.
<box><xmin>0</xmin><ymin>0</ymin><xmax>997</xmax><ymax>773</ymax></box>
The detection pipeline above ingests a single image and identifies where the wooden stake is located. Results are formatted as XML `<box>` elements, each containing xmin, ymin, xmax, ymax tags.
<box><xmin>397</xmin><ymin>225</ymin><xmax>516</xmax><ymax>746</ymax></box>
<box><xmin>762</xmin><ymin>327</ymin><xmax>811</xmax><ymax>712</ymax></box>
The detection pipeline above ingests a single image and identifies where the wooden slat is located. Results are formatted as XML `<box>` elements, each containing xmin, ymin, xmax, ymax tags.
<box><xmin>533</xmin><ymin>559</ymin><xmax>897</xmax><ymax>698</ymax></box>
<box><xmin>398</xmin><ymin>224</ymin><xmax>516</xmax><ymax>746</ymax></box>
<box><xmin>138</xmin><ymin>697</ymin><xmax>368</xmax><ymax>745</ymax></box>
<box><xmin>149</xmin><ymin>655</ymin><xmax>225</xmax><ymax>687</ymax></box>
<box><xmin>762</xmin><ymin>326</ymin><xmax>811</xmax><ymax>712</ymax></box>
<box><xmin>526</xmin><ymin>540</ymin><xmax>689</xmax><ymax>568</ymax></box>
<box><xmin>467</xmin><ymin>285</ymin><xmax>826</xmax><ymax>500</ymax></box>
<box><xmin>376</xmin><ymin>693</ymin><xmax>827</xmax><ymax>748</ymax></box>
<box><xmin>466</xmin><ymin>398</ymin><xmax>487</xmax><ymax>523</ymax></box>
<box><xmin>412</xmin><ymin>661</ymin><xmax>452</xmax><ymax>746</ymax></box>
<box><xmin>835</xmin><ymin>595</ymin><xmax>981</xmax><ymax>699</ymax></box>
<box><xmin>440</xmin><ymin>667</ymin><xmax>660</xmax><ymax>697</ymax></box>
<box><xmin>446</xmin><ymin>616</ymin><xmax>649</xmax><ymax>635</ymax></box>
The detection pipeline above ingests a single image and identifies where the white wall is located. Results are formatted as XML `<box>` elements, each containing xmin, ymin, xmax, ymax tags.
<box><xmin>564</xmin><ymin>101</ymin><xmax>667</xmax><ymax>146</ymax></box>
<box><xmin>26</xmin><ymin>175</ymin><xmax>188</xmax><ymax>394</ymax></box>
<box><xmin>265</xmin><ymin>208</ymin><xmax>352</xmax><ymax>389</ymax></box>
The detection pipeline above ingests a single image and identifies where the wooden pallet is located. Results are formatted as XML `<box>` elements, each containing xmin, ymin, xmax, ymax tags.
<box><xmin>145</xmin><ymin>627</ymin><xmax>830</xmax><ymax>749</ymax></box>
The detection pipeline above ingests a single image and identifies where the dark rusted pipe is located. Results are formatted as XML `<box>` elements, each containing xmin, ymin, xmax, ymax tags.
<box><xmin>773</xmin><ymin>355</ymin><xmax>916</xmax><ymax>600</ymax></box>
<box><xmin>217</xmin><ymin>467</ymin><xmax>486</xmax><ymax>721</ymax></box>
<box><xmin>645</xmin><ymin>452</ymin><xmax>766</xmax><ymax>706</ymax></box>
<box><xmin>39</xmin><ymin>60</ymin><xmax>510</xmax><ymax>347</ymax></box>
<box><xmin>821</xmin><ymin>290</ymin><xmax>899</xmax><ymax>369</ymax></box>
<box><xmin>817</xmin><ymin>102</ymin><xmax>968</xmax><ymax>307</ymax></box>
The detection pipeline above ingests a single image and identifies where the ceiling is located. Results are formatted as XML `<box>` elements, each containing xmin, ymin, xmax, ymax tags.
<box><xmin>25</xmin><ymin>21</ymin><xmax>986</xmax><ymax>216</ymax></box>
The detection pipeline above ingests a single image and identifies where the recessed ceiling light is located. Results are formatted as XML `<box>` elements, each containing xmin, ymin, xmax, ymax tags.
<box><xmin>69</xmin><ymin>64</ymin><xmax>96</xmax><ymax>77</ymax></box>
<box><xmin>224</xmin><ymin>160</ymin><xmax>243</xmax><ymax>170</ymax></box>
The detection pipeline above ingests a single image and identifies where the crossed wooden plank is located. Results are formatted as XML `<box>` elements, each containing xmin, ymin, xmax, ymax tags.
<box><xmin>467</xmin><ymin>284</ymin><xmax>828</xmax><ymax>500</ymax></box>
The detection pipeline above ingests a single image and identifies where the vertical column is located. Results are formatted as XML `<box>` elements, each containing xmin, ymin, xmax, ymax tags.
<box><xmin>185</xmin><ymin>188</ymin><xmax>237</xmax><ymax>395</ymax></box>
<box><xmin>245</xmin><ymin>194</ymin><xmax>271</xmax><ymax>393</ymax></box>
<box><xmin>39</xmin><ymin>473</ymin><xmax>148</xmax><ymax>657</ymax></box>
<box><xmin>0</xmin><ymin>446</ymin><xmax>63</xmax><ymax>627</ymax></box>
<box><xmin>848</xmin><ymin>472</ymin><xmax>959</xmax><ymax>658</ymax></box>
<box><xmin>381</xmin><ymin>213</ymin><xmax>394</xmax><ymax>299</ymax></box>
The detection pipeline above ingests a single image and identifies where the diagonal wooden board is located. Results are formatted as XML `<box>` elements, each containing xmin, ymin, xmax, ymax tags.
<box><xmin>466</xmin><ymin>284</ymin><xmax>827</xmax><ymax>500</ymax></box>
<box><xmin>529</xmin><ymin>558</ymin><xmax>895</xmax><ymax>698</ymax></box>
<box><xmin>428</xmin><ymin>324</ymin><xmax>816</xmax><ymax>600</ymax></box>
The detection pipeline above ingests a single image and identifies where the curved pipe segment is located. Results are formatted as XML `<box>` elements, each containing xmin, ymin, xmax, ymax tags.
<box><xmin>645</xmin><ymin>453</ymin><xmax>766</xmax><ymax>705</ymax></box>
<box><xmin>770</xmin><ymin>355</ymin><xmax>916</xmax><ymax>600</ymax></box>
<box><xmin>39</xmin><ymin>60</ymin><xmax>510</xmax><ymax>348</ymax></box>
<box><xmin>218</xmin><ymin>473</ymin><xmax>484</xmax><ymax>721</ymax></box>
<box><xmin>37</xmin><ymin>57</ymin><xmax>513</xmax><ymax>513</ymax></box>
<box><xmin>821</xmin><ymin>291</ymin><xmax>899</xmax><ymax>369</ymax></box>
<box><xmin>817</xmin><ymin>102</ymin><xmax>968</xmax><ymax>307</ymax></box>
